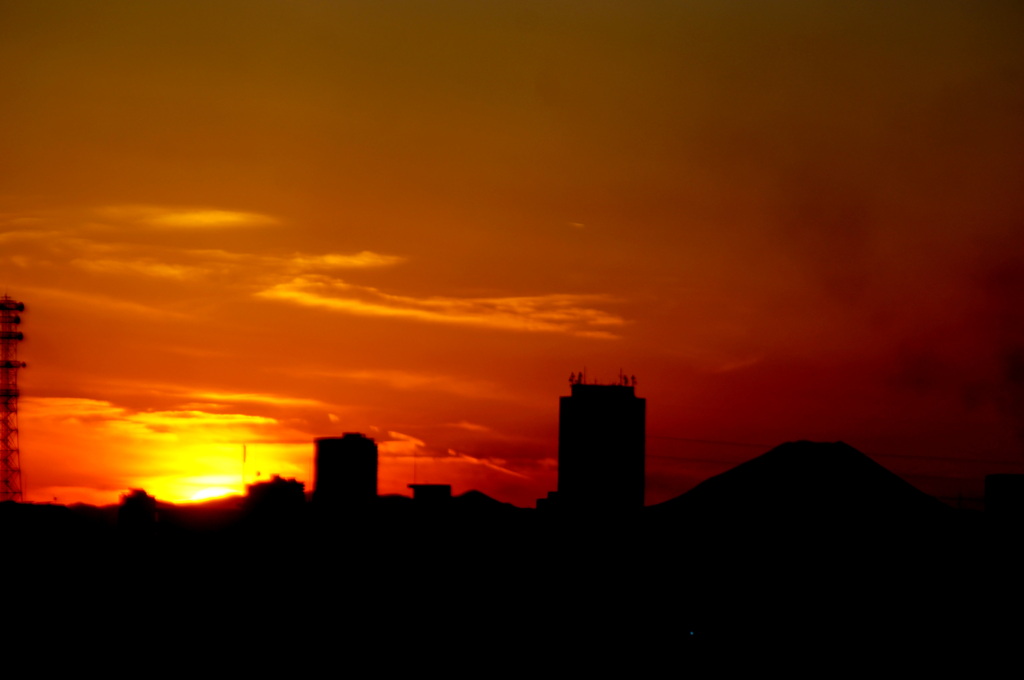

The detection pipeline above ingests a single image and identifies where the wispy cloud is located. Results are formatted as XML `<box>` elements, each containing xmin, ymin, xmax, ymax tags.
<box><xmin>183</xmin><ymin>391</ymin><xmax>325</xmax><ymax>409</ymax></box>
<box><xmin>128</xmin><ymin>409</ymin><xmax>277</xmax><ymax>432</ymax></box>
<box><xmin>0</xmin><ymin>229</ymin><xmax>63</xmax><ymax>244</ymax></box>
<box><xmin>6</xmin><ymin>207</ymin><xmax>618</xmax><ymax>340</ymax></box>
<box><xmin>65</xmin><ymin>379</ymin><xmax>333</xmax><ymax>412</ymax></box>
<box><xmin>446</xmin><ymin>448</ymin><xmax>531</xmax><ymax>479</ymax></box>
<box><xmin>376</xmin><ymin>432</ymin><xmax>530</xmax><ymax>480</ymax></box>
<box><xmin>309</xmin><ymin>368</ymin><xmax>505</xmax><ymax>400</ymax></box>
<box><xmin>447</xmin><ymin>421</ymin><xmax>492</xmax><ymax>432</ymax></box>
<box><xmin>56</xmin><ymin>237</ymin><xmax>403</xmax><ymax>283</ymax></box>
<box><xmin>283</xmin><ymin>252</ymin><xmax>406</xmax><ymax>270</ymax></box>
<box><xmin>21</xmin><ymin>396</ymin><xmax>278</xmax><ymax>441</ymax></box>
<box><xmin>378</xmin><ymin>431</ymin><xmax>427</xmax><ymax>458</ymax></box>
<box><xmin>72</xmin><ymin>257</ymin><xmax>209</xmax><ymax>280</ymax></box>
<box><xmin>99</xmin><ymin>205</ymin><xmax>279</xmax><ymax>229</ymax></box>
<box><xmin>18</xmin><ymin>285</ymin><xmax>192</xmax><ymax>319</ymax></box>
<box><xmin>257</xmin><ymin>275</ymin><xmax>625</xmax><ymax>338</ymax></box>
<box><xmin>22</xmin><ymin>397</ymin><xmax>125</xmax><ymax>420</ymax></box>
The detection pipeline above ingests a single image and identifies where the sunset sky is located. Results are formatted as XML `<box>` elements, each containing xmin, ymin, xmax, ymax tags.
<box><xmin>2</xmin><ymin>1</ymin><xmax>1022</xmax><ymax>507</ymax></box>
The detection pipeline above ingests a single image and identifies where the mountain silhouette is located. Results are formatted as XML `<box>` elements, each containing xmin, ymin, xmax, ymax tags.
<box><xmin>640</xmin><ymin>441</ymin><xmax>973</xmax><ymax>651</ymax></box>
<box><xmin>648</xmin><ymin>440</ymin><xmax>949</xmax><ymax>531</ymax></box>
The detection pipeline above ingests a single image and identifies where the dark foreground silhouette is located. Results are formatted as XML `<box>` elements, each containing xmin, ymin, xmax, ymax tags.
<box><xmin>5</xmin><ymin>441</ymin><xmax>1021</xmax><ymax>669</ymax></box>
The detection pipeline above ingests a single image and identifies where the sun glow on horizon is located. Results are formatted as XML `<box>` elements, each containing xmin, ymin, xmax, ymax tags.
<box><xmin>20</xmin><ymin>396</ymin><xmax>314</xmax><ymax>505</ymax></box>
<box><xmin>188</xmin><ymin>486</ymin><xmax>242</xmax><ymax>502</ymax></box>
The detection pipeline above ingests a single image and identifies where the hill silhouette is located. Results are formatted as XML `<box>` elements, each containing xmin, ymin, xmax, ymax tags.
<box><xmin>641</xmin><ymin>441</ymin><xmax>990</xmax><ymax>653</ymax></box>
<box><xmin>648</xmin><ymin>440</ymin><xmax>949</xmax><ymax>529</ymax></box>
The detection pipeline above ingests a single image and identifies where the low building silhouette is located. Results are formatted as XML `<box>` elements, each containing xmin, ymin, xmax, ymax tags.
<box><xmin>314</xmin><ymin>433</ymin><xmax>378</xmax><ymax>508</ymax></box>
<box><xmin>536</xmin><ymin>490</ymin><xmax>559</xmax><ymax>511</ymax></box>
<box><xmin>118</xmin><ymin>488</ymin><xmax>158</xmax><ymax>532</ymax></box>
<box><xmin>408</xmin><ymin>483</ymin><xmax>452</xmax><ymax>506</ymax></box>
<box><xmin>245</xmin><ymin>475</ymin><xmax>305</xmax><ymax>519</ymax></box>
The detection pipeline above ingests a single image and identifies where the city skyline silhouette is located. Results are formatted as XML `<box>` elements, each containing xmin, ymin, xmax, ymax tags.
<box><xmin>5</xmin><ymin>430</ymin><xmax>1021</xmax><ymax>659</ymax></box>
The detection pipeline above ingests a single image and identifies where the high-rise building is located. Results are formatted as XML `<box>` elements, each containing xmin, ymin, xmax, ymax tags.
<box><xmin>314</xmin><ymin>433</ymin><xmax>378</xmax><ymax>507</ymax></box>
<box><xmin>558</xmin><ymin>382</ymin><xmax>645</xmax><ymax>512</ymax></box>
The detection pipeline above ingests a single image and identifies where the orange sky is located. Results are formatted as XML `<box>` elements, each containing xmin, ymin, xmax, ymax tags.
<box><xmin>2</xmin><ymin>1</ymin><xmax>1023</xmax><ymax>507</ymax></box>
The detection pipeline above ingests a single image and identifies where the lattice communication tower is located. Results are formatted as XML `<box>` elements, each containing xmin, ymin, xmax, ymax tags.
<box><xmin>0</xmin><ymin>296</ymin><xmax>26</xmax><ymax>502</ymax></box>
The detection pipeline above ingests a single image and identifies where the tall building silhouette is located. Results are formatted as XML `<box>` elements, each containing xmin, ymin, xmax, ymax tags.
<box><xmin>558</xmin><ymin>381</ymin><xmax>645</xmax><ymax>512</ymax></box>
<box><xmin>314</xmin><ymin>433</ymin><xmax>378</xmax><ymax>507</ymax></box>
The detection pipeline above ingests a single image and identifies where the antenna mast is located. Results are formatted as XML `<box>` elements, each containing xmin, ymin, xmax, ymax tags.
<box><xmin>0</xmin><ymin>296</ymin><xmax>26</xmax><ymax>502</ymax></box>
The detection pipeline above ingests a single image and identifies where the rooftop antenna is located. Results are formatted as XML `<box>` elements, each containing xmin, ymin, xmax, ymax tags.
<box><xmin>1</xmin><ymin>296</ymin><xmax>26</xmax><ymax>502</ymax></box>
